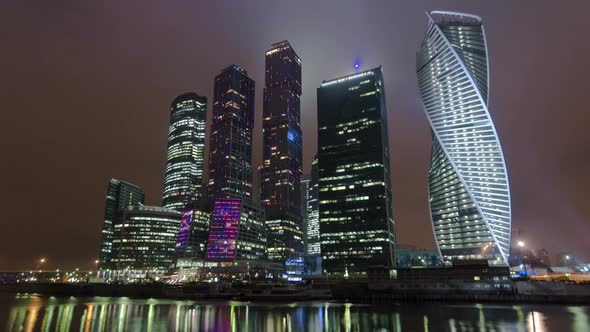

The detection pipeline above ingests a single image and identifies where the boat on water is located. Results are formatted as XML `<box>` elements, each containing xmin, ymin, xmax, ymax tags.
<box><xmin>240</xmin><ymin>283</ymin><xmax>332</xmax><ymax>301</ymax></box>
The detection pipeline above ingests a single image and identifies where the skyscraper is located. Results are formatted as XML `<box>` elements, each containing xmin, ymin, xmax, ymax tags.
<box><xmin>98</xmin><ymin>178</ymin><xmax>145</xmax><ymax>270</ymax></box>
<box><xmin>306</xmin><ymin>156</ymin><xmax>320</xmax><ymax>257</ymax></box>
<box><xmin>163</xmin><ymin>93</ymin><xmax>207</xmax><ymax>211</ymax></box>
<box><xmin>111</xmin><ymin>206</ymin><xmax>181</xmax><ymax>272</ymax></box>
<box><xmin>208</xmin><ymin>65</ymin><xmax>255</xmax><ymax>201</ymax></box>
<box><xmin>301</xmin><ymin>175</ymin><xmax>310</xmax><ymax>254</ymax></box>
<box><xmin>417</xmin><ymin>11</ymin><xmax>511</xmax><ymax>265</ymax></box>
<box><xmin>317</xmin><ymin>67</ymin><xmax>395</xmax><ymax>275</ymax></box>
<box><xmin>261</xmin><ymin>40</ymin><xmax>304</xmax><ymax>261</ymax></box>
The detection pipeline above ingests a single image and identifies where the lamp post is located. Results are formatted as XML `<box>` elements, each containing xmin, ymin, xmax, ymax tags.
<box><xmin>37</xmin><ymin>258</ymin><xmax>46</xmax><ymax>272</ymax></box>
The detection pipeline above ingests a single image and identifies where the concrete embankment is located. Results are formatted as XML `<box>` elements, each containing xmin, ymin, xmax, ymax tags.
<box><xmin>1</xmin><ymin>281</ymin><xmax>590</xmax><ymax>304</ymax></box>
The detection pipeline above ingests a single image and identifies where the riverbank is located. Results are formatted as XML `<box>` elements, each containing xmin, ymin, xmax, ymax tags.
<box><xmin>2</xmin><ymin>280</ymin><xmax>589</xmax><ymax>304</ymax></box>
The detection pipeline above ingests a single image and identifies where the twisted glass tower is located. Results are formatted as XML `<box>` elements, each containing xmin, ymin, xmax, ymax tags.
<box><xmin>417</xmin><ymin>11</ymin><xmax>511</xmax><ymax>265</ymax></box>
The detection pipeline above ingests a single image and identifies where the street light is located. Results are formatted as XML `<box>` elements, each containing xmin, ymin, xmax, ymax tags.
<box><xmin>517</xmin><ymin>241</ymin><xmax>525</xmax><ymax>247</ymax></box>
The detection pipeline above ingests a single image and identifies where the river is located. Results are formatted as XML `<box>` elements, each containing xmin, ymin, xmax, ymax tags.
<box><xmin>1</xmin><ymin>293</ymin><xmax>588</xmax><ymax>331</ymax></box>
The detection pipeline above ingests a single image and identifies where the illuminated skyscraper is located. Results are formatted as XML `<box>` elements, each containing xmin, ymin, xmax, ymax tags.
<box><xmin>208</xmin><ymin>65</ymin><xmax>255</xmax><ymax>201</ymax></box>
<box><xmin>261</xmin><ymin>40</ymin><xmax>304</xmax><ymax>261</ymax></box>
<box><xmin>317</xmin><ymin>67</ymin><xmax>395</xmax><ymax>275</ymax></box>
<box><xmin>306</xmin><ymin>156</ymin><xmax>320</xmax><ymax>256</ymax></box>
<box><xmin>98</xmin><ymin>178</ymin><xmax>144</xmax><ymax>270</ymax></box>
<box><xmin>111</xmin><ymin>206</ymin><xmax>181</xmax><ymax>271</ymax></box>
<box><xmin>205</xmin><ymin>198</ymin><xmax>266</xmax><ymax>261</ymax></box>
<box><xmin>417</xmin><ymin>11</ymin><xmax>511</xmax><ymax>265</ymax></box>
<box><xmin>162</xmin><ymin>93</ymin><xmax>207</xmax><ymax>211</ymax></box>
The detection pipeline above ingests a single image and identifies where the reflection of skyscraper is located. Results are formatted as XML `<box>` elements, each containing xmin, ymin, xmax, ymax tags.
<box><xmin>417</xmin><ymin>11</ymin><xmax>511</xmax><ymax>265</ymax></box>
<box><xmin>163</xmin><ymin>93</ymin><xmax>207</xmax><ymax>210</ymax></box>
<box><xmin>98</xmin><ymin>178</ymin><xmax>144</xmax><ymax>270</ymax></box>
<box><xmin>208</xmin><ymin>65</ymin><xmax>255</xmax><ymax>201</ymax></box>
<box><xmin>317</xmin><ymin>67</ymin><xmax>395</xmax><ymax>274</ymax></box>
<box><xmin>261</xmin><ymin>41</ymin><xmax>304</xmax><ymax>261</ymax></box>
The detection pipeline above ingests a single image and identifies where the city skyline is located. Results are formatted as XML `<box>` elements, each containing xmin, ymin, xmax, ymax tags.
<box><xmin>1</xmin><ymin>1</ymin><xmax>589</xmax><ymax>270</ymax></box>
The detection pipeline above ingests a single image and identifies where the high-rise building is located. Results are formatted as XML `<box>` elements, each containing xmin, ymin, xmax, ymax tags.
<box><xmin>300</xmin><ymin>175</ymin><xmax>310</xmax><ymax>253</ymax></box>
<box><xmin>162</xmin><ymin>93</ymin><xmax>207</xmax><ymax>211</ymax></box>
<box><xmin>317</xmin><ymin>67</ymin><xmax>395</xmax><ymax>275</ymax></box>
<box><xmin>111</xmin><ymin>206</ymin><xmax>182</xmax><ymax>271</ymax></box>
<box><xmin>205</xmin><ymin>198</ymin><xmax>266</xmax><ymax>261</ymax></box>
<box><xmin>261</xmin><ymin>40</ymin><xmax>304</xmax><ymax>261</ymax></box>
<box><xmin>98</xmin><ymin>178</ymin><xmax>145</xmax><ymax>270</ymax></box>
<box><xmin>416</xmin><ymin>11</ymin><xmax>511</xmax><ymax>265</ymax></box>
<box><xmin>208</xmin><ymin>65</ymin><xmax>255</xmax><ymax>201</ymax></box>
<box><xmin>306</xmin><ymin>156</ymin><xmax>320</xmax><ymax>256</ymax></box>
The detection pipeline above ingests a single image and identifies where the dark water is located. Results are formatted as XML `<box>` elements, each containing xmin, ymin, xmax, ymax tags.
<box><xmin>1</xmin><ymin>293</ymin><xmax>588</xmax><ymax>331</ymax></box>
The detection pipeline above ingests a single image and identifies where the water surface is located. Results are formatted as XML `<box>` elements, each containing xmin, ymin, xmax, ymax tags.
<box><xmin>1</xmin><ymin>293</ymin><xmax>588</xmax><ymax>331</ymax></box>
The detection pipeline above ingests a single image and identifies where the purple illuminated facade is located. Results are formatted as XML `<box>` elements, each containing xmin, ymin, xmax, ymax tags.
<box><xmin>205</xmin><ymin>198</ymin><xmax>266</xmax><ymax>261</ymax></box>
<box><xmin>175</xmin><ymin>210</ymin><xmax>194</xmax><ymax>252</ymax></box>
<box><xmin>206</xmin><ymin>198</ymin><xmax>242</xmax><ymax>260</ymax></box>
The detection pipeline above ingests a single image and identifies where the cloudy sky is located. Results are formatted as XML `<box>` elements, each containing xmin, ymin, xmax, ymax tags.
<box><xmin>1</xmin><ymin>0</ymin><xmax>589</xmax><ymax>270</ymax></box>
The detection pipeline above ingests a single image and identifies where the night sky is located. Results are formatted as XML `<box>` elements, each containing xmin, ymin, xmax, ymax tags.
<box><xmin>1</xmin><ymin>1</ymin><xmax>589</xmax><ymax>271</ymax></box>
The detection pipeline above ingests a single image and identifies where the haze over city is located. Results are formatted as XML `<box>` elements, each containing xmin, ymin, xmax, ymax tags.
<box><xmin>1</xmin><ymin>0</ymin><xmax>589</xmax><ymax>270</ymax></box>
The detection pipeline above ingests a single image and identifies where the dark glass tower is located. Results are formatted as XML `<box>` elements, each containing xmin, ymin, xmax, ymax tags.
<box><xmin>208</xmin><ymin>65</ymin><xmax>255</xmax><ymax>201</ymax></box>
<box><xmin>317</xmin><ymin>67</ymin><xmax>395</xmax><ymax>275</ymax></box>
<box><xmin>261</xmin><ymin>41</ymin><xmax>304</xmax><ymax>261</ymax></box>
<box><xmin>98</xmin><ymin>178</ymin><xmax>145</xmax><ymax>270</ymax></box>
<box><xmin>162</xmin><ymin>93</ymin><xmax>207</xmax><ymax>211</ymax></box>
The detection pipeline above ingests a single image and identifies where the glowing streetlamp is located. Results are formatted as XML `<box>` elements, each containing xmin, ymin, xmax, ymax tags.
<box><xmin>517</xmin><ymin>241</ymin><xmax>525</xmax><ymax>247</ymax></box>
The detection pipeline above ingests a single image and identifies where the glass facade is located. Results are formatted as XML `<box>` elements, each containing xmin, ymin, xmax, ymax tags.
<box><xmin>162</xmin><ymin>93</ymin><xmax>207</xmax><ymax>211</ymax></box>
<box><xmin>416</xmin><ymin>11</ymin><xmax>511</xmax><ymax>265</ymax></box>
<box><xmin>306</xmin><ymin>156</ymin><xmax>320</xmax><ymax>256</ymax></box>
<box><xmin>261</xmin><ymin>40</ymin><xmax>304</xmax><ymax>261</ymax></box>
<box><xmin>317</xmin><ymin>67</ymin><xmax>395</xmax><ymax>274</ymax></box>
<box><xmin>208</xmin><ymin>65</ymin><xmax>255</xmax><ymax>201</ymax></box>
<box><xmin>98</xmin><ymin>178</ymin><xmax>144</xmax><ymax>270</ymax></box>
<box><xmin>111</xmin><ymin>206</ymin><xmax>182</xmax><ymax>271</ymax></box>
<box><xmin>175</xmin><ymin>201</ymin><xmax>211</xmax><ymax>260</ymax></box>
<box><xmin>205</xmin><ymin>198</ymin><xmax>266</xmax><ymax>261</ymax></box>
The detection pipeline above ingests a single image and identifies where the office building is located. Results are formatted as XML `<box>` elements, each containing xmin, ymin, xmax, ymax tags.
<box><xmin>317</xmin><ymin>67</ymin><xmax>395</xmax><ymax>275</ymax></box>
<box><xmin>205</xmin><ymin>198</ymin><xmax>266</xmax><ymax>261</ymax></box>
<box><xmin>306</xmin><ymin>156</ymin><xmax>320</xmax><ymax>256</ymax></box>
<box><xmin>111</xmin><ymin>206</ymin><xmax>182</xmax><ymax>272</ymax></box>
<box><xmin>163</xmin><ymin>93</ymin><xmax>207</xmax><ymax>210</ymax></box>
<box><xmin>175</xmin><ymin>200</ymin><xmax>211</xmax><ymax>265</ymax></box>
<box><xmin>98</xmin><ymin>178</ymin><xmax>144</xmax><ymax>270</ymax></box>
<box><xmin>416</xmin><ymin>11</ymin><xmax>511</xmax><ymax>265</ymax></box>
<box><xmin>208</xmin><ymin>65</ymin><xmax>255</xmax><ymax>201</ymax></box>
<box><xmin>261</xmin><ymin>41</ymin><xmax>304</xmax><ymax>261</ymax></box>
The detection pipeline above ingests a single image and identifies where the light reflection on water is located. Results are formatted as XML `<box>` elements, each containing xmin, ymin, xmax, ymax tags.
<box><xmin>1</xmin><ymin>293</ymin><xmax>589</xmax><ymax>331</ymax></box>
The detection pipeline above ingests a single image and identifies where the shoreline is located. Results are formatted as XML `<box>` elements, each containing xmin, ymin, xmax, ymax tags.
<box><xmin>2</xmin><ymin>282</ymin><xmax>589</xmax><ymax>305</ymax></box>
